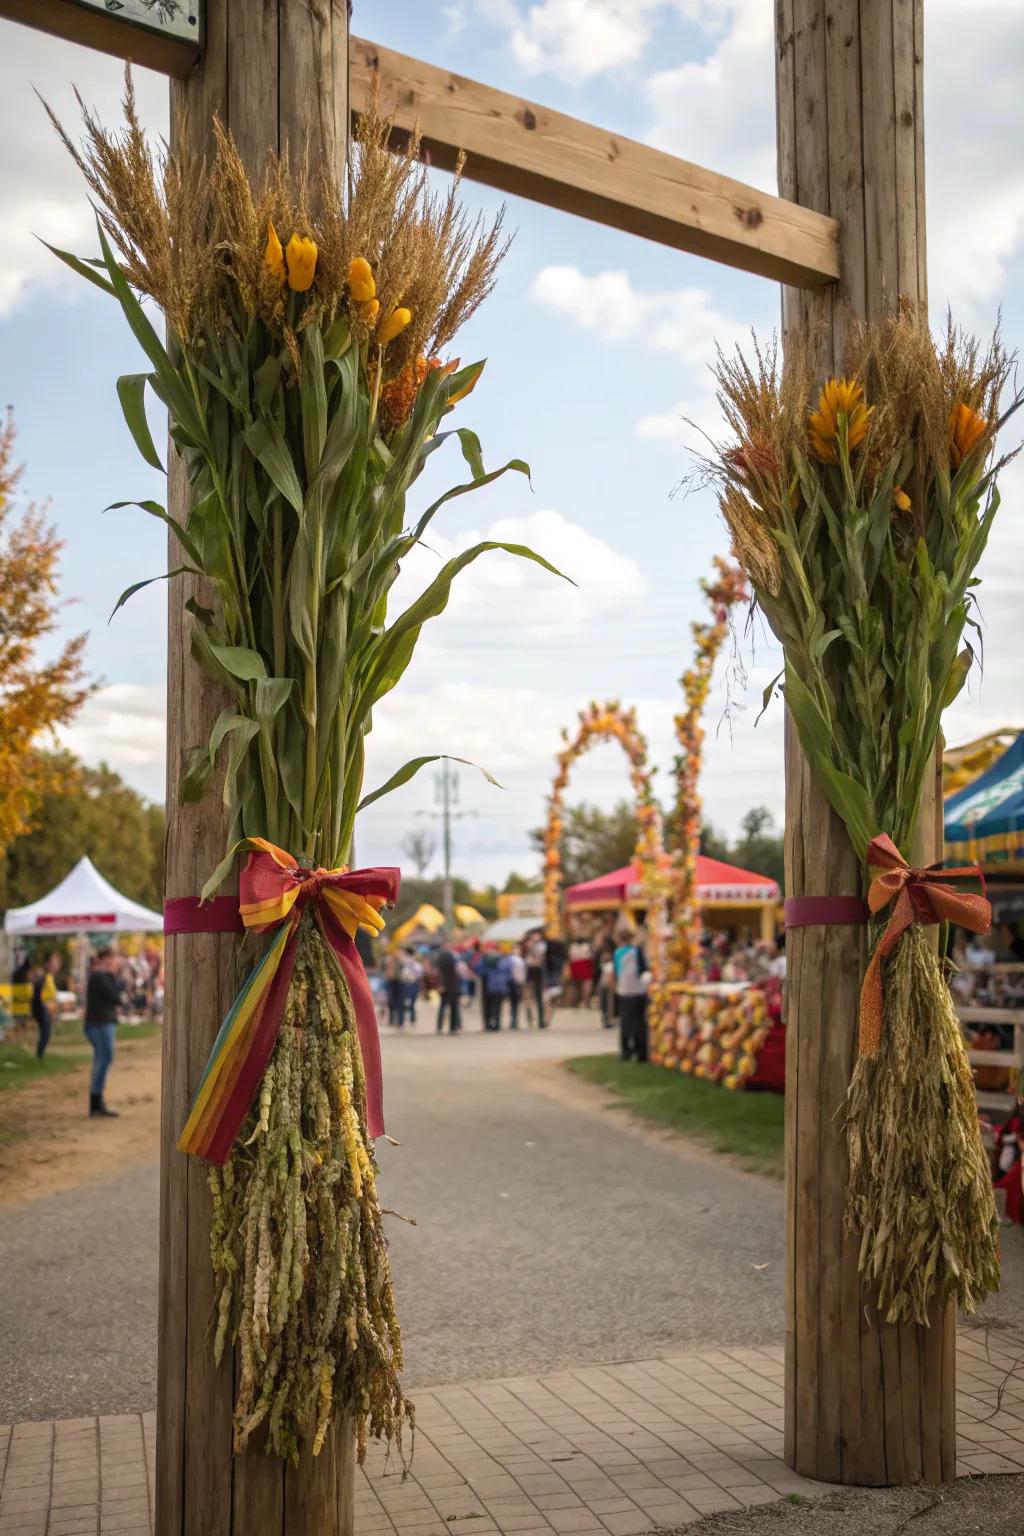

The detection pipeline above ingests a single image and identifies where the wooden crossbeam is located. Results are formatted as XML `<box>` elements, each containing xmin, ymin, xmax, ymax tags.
<box><xmin>351</xmin><ymin>38</ymin><xmax>840</xmax><ymax>290</ymax></box>
<box><xmin>2</xmin><ymin>2</ymin><xmax>839</xmax><ymax>289</ymax></box>
<box><xmin>0</xmin><ymin>0</ymin><xmax>201</xmax><ymax>77</ymax></box>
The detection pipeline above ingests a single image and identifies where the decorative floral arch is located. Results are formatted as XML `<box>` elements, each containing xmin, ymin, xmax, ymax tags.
<box><xmin>543</xmin><ymin>701</ymin><xmax>666</xmax><ymax>970</ymax></box>
<box><xmin>665</xmin><ymin>557</ymin><xmax>749</xmax><ymax>982</ymax></box>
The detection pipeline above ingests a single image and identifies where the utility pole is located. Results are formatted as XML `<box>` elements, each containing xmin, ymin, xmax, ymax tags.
<box><xmin>416</xmin><ymin>763</ymin><xmax>476</xmax><ymax>929</ymax></box>
<box><xmin>439</xmin><ymin>763</ymin><xmax>455</xmax><ymax>927</ymax></box>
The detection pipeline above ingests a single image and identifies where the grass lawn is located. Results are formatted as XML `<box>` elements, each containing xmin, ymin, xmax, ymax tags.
<box><xmin>567</xmin><ymin>1055</ymin><xmax>785</xmax><ymax>1180</ymax></box>
<box><xmin>0</xmin><ymin>1016</ymin><xmax>161</xmax><ymax>1095</ymax></box>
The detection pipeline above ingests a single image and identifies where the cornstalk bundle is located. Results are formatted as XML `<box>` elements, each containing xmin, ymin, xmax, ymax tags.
<box><xmin>52</xmin><ymin>76</ymin><xmax>562</xmax><ymax>1461</ymax></box>
<box><xmin>704</xmin><ymin>311</ymin><xmax>1018</xmax><ymax>1324</ymax></box>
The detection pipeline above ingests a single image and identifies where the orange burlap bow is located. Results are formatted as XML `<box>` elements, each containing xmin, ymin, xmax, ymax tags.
<box><xmin>858</xmin><ymin>833</ymin><xmax>990</xmax><ymax>1055</ymax></box>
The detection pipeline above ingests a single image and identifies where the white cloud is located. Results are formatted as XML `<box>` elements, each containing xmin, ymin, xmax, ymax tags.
<box><xmin>643</xmin><ymin>0</ymin><xmax>1024</xmax><ymax>319</ymax></box>
<box><xmin>59</xmin><ymin>683</ymin><xmax>166</xmax><ymax>800</ymax></box>
<box><xmin>0</xmin><ymin>27</ymin><xmax>167</xmax><ymax>316</ymax></box>
<box><xmin>924</xmin><ymin>1</ymin><xmax>1024</xmax><ymax>316</ymax></box>
<box><xmin>645</xmin><ymin>1</ymin><xmax>775</xmax><ymax>191</ymax></box>
<box><xmin>508</xmin><ymin>0</ymin><xmax>664</xmax><ymax>79</ymax></box>
<box><xmin>389</xmin><ymin>507</ymin><xmax>647</xmax><ymax>652</ymax></box>
<box><xmin>530</xmin><ymin>263</ymin><xmax>745</xmax><ymax>444</ymax></box>
<box><xmin>529</xmin><ymin>263</ymin><xmax>743</xmax><ymax>362</ymax></box>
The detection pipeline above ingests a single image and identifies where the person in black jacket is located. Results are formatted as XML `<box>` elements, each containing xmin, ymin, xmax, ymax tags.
<box><xmin>30</xmin><ymin>960</ymin><xmax>54</xmax><ymax>1060</ymax></box>
<box><xmin>435</xmin><ymin>944</ymin><xmax>462</xmax><ymax>1034</ymax></box>
<box><xmin>84</xmin><ymin>949</ymin><xmax>125</xmax><ymax>1118</ymax></box>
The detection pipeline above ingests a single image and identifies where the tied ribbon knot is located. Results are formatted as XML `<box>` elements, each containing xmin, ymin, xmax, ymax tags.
<box><xmin>858</xmin><ymin>832</ymin><xmax>989</xmax><ymax>1055</ymax></box>
<box><xmin>171</xmin><ymin>838</ymin><xmax>399</xmax><ymax>1164</ymax></box>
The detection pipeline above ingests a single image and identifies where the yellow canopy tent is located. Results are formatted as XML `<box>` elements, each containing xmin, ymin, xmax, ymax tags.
<box><xmin>390</xmin><ymin>903</ymin><xmax>445</xmax><ymax>947</ymax></box>
<box><xmin>943</xmin><ymin>730</ymin><xmax>1018</xmax><ymax>796</ymax></box>
<box><xmin>453</xmin><ymin>904</ymin><xmax>485</xmax><ymax>927</ymax></box>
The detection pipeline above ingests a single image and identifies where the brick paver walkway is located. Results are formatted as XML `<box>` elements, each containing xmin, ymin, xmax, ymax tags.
<box><xmin>3</xmin><ymin>1332</ymin><xmax>1023</xmax><ymax>1535</ymax></box>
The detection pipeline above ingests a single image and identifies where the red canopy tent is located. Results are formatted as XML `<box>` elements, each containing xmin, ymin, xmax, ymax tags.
<box><xmin>566</xmin><ymin>855</ymin><xmax>779</xmax><ymax>941</ymax></box>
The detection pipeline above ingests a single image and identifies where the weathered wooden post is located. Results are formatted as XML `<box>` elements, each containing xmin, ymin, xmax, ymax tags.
<box><xmin>776</xmin><ymin>0</ymin><xmax>955</xmax><ymax>1484</ymax></box>
<box><xmin>156</xmin><ymin>4</ymin><xmax>353</xmax><ymax>1533</ymax></box>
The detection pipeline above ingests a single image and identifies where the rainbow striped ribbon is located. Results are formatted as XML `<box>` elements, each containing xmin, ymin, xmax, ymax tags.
<box><xmin>174</xmin><ymin>838</ymin><xmax>399</xmax><ymax>1164</ymax></box>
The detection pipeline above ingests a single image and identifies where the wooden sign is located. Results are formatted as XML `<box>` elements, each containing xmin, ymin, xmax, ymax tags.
<box><xmin>0</xmin><ymin>0</ymin><xmax>202</xmax><ymax>77</ymax></box>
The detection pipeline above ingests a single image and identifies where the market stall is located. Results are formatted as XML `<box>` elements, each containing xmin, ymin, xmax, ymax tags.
<box><xmin>945</xmin><ymin>730</ymin><xmax>1024</xmax><ymax>870</ymax></box>
<box><xmin>649</xmin><ymin>979</ymin><xmax>785</xmax><ymax>1091</ymax></box>
<box><xmin>4</xmin><ymin>856</ymin><xmax>163</xmax><ymax>937</ymax></box>
<box><xmin>565</xmin><ymin>854</ymin><xmax>780</xmax><ymax>941</ymax></box>
<box><xmin>3</xmin><ymin>856</ymin><xmax>162</xmax><ymax>1020</ymax></box>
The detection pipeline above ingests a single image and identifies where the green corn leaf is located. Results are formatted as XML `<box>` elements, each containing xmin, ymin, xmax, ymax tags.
<box><xmin>243</xmin><ymin>415</ymin><xmax>304</xmax><ymax>515</ymax></box>
<box><xmin>277</xmin><ymin>713</ymin><xmax>306</xmax><ymax>823</ymax></box>
<box><xmin>110</xmin><ymin>565</ymin><xmax>198</xmax><ymax>620</ymax></box>
<box><xmin>357</xmin><ymin>754</ymin><xmax>502</xmax><ymax>813</ymax></box>
<box><xmin>105</xmin><ymin>499</ymin><xmax>203</xmax><ymax>569</ymax></box>
<box><xmin>356</xmin><ymin>541</ymin><xmax>571</xmax><ymax>718</ymax></box>
<box><xmin>444</xmin><ymin>359</ymin><xmax>486</xmax><ymax>408</ymax></box>
<box><xmin>208</xmin><ymin>643</ymin><xmax>268</xmax><ymax>682</ymax></box>
<box><xmin>115</xmin><ymin>374</ymin><xmax>164</xmax><ymax>471</ymax></box>
<box><xmin>300</xmin><ymin>325</ymin><xmax>328</xmax><ymax>479</ymax></box>
<box><xmin>454</xmin><ymin>427</ymin><xmax>485</xmax><ymax>480</ymax></box>
<box><xmin>254</xmin><ymin>351</ymin><xmax>283</xmax><ymax>415</ymax></box>
<box><xmin>323</xmin><ymin>317</ymin><xmax>351</xmax><ymax>360</ymax></box>
<box><xmin>346</xmin><ymin>455</ymin><xmax>533</xmax><ymax>601</ymax></box>
<box><xmin>179</xmin><ymin>709</ymin><xmax>256</xmax><ymax>802</ymax></box>
<box><xmin>756</xmin><ymin>668</ymin><xmax>784</xmax><ymax>725</ymax></box>
<box><xmin>287</xmin><ymin>543</ymin><xmax>316</xmax><ymax>664</ymax></box>
<box><xmin>200</xmin><ymin>845</ymin><xmax>241</xmax><ymax>902</ymax></box>
<box><xmin>309</xmin><ymin>343</ymin><xmax>362</xmax><ymax>501</ymax></box>
<box><xmin>180</xmin><ymin>745</ymin><xmax>214</xmax><ymax>804</ymax></box>
<box><xmin>223</xmin><ymin>717</ymin><xmax>260</xmax><ymax>808</ymax></box>
<box><xmin>185</xmin><ymin>594</ymin><xmax>215</xmax><ymax>628</ymax></box>
<box><xmin>254</xmin><ymin>676</ymin><xmax>294</xmax><ymax>721</ymax></box>
<box><xmin>40</xmin><ymin>238</ymin><xmax>116</xmax><ymax>296</ymax></box>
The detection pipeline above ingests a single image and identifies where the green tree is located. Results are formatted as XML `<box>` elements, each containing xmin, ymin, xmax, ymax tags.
<box><xmin>502</xmin><ymin>871</ymin><xmax>541</xmax><ymax>894</ymax></box>
<box><xmin>700</xmin><ymin>805</ymin><xmax>784</xmax><ymax>889</ymax></box>
<box><xmin>1</xmin><ymin>756</ymin><xmax>166</xmax><ymax>913</ymax></box>
<box><xmin>389</xmin><ymin>875</ymin><xmax>497</xmax><ymax>931</ymax></box>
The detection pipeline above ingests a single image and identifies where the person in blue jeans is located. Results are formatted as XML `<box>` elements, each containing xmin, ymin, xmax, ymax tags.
<box><xmin>84</xmin><ymin>948</ymin><xmax>125</xmax><ymax>1118</ymax></box>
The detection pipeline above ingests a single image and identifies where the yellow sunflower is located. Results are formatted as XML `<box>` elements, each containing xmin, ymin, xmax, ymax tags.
<box><xmin>808</xmin><ymin>378</ymin><xmax>873</xmax><ymax>463</ymax></box>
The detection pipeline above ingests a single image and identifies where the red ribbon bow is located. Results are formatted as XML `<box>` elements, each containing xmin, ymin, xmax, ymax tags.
<box><xmin>170</xmin><ymin>839</ymin><xmax>399</xmax><ymax>1164</ymax></box>
<box><xmin>858</xmin><ymin>832</ymin><xmax>989</xmax><ymax>1055</ymax></box>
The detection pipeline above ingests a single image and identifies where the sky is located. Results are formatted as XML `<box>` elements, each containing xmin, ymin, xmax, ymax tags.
<box><xmin>2</xmin><ymin>1</ymin><xmax>1024</xmax><ymax>888</ymax></box>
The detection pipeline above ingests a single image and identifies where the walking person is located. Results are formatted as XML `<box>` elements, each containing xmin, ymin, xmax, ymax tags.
<box><xmin>594</xmin><ymin>924</ymin><xmax>616</xmax><ymax>1029</ymax></box>
<box><xmin>483</xmin><ymin>950</ymin><xmax>511</xmax><ymax>1031</ymax></box>
<box><xmin>85</xmin><ymin>947</ymin><xmax>124</xmax><ymax>1118</ymax></box>
<box><xmin>613</xmin><ymin>920</ymin><xmax>650</xmax><ymax>1063</ymax></box>
<box><xmin>383</xmin><ymin>949</ymin><xmax>403</xmax><ymax>1028</ymax></box>
<box><xmin>30</xmin><ymin>954</ymin><xmax>58</xmax><ymax>1060</ymax></box>
<box><xmin>543</xmin><ymin>935</ymin><xmax>566</xmax><ymax>1029</ymax></box>
<box><xmin>507</xmin><ymin>945</ymin><xmax>526</xmax><ymax>1029</ymax></box>
<box><xmin>524</xmin><ymin>929</ymin><xmax>547</xmax><ymax>1028</ymax></box>
<box><xmin>399</xmin><ymin>948</ymin><xmax>422</xmax><ymax>1026</ymax></box>
<box><xmin>435</xmin><ymin>942</ymin><xmax>462</xmax><ymax>1035</ymax></box>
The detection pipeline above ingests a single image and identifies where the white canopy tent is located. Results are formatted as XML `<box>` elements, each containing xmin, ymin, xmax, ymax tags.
<box><xmin>483</xmin><ymin>915</ymin><xmax>541</xmax><ymax>945</ymax></box>
<box><xmin>4</xmin><ymin>856</ymin><xmax>163</xmax><ymax>937</ymax></box>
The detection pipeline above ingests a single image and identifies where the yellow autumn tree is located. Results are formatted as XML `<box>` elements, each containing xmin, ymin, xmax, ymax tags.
<box><xmin>0</xmin><ymin>411</ymin><xmax>92</xmax><ymax>852</ymax></box>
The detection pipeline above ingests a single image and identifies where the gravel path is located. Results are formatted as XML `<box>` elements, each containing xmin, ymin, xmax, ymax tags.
<box><xmin>1</xmin><ymin>1003</ymin><xmax>1021</xmax><ymax>1424</ymax></box>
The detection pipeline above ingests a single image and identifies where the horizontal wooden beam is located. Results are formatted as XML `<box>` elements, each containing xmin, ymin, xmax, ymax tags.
<box><xmin>350</xmin><ymin>37</ymin><xmax>840</xmax><ymax>290</ymax></box>
<box><xmin>0</xmin><ymin>0</ymin><xmax>202</xmax><ymax>79</ymax></box>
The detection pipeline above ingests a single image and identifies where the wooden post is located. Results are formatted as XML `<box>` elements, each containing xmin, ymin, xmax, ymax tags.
<box><xmin>156</xmin><ymin>4</ymin><xmax>352</xmax><ymax>1534</ymax></box>
<box><xmin>776</xmin><ymin>0</ymin><xmax>956</xmax><ymax>1485</ymax></box>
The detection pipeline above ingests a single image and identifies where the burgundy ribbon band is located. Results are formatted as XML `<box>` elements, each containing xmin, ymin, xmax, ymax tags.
<box><xmin>164</xmin><ymin>896</ymin><xmax>244</xmax><ymax>935</ymax></box>
<box><xmin>784</xmin><ymin>895</ymin><xmax>870</xmax><ymax>928</ymax></box>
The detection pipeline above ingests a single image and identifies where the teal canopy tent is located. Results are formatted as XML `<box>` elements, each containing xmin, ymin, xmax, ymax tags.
<box><xmin>945</xmin><ymin>731</ymin><xmax>1024</xmax><ymax>865</ymax></box>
